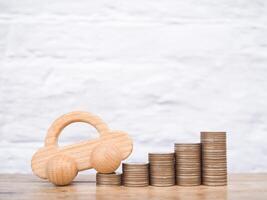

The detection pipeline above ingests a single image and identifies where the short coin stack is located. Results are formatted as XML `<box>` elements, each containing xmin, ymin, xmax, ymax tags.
<box><xmin>96</xmin><ymin>172</ymin><xmax>122</xmax><ymax>186</ymax></box>
<box><xmin>149</xmin><ymin>153</ymin><xmax>175</xmax><ymax>186</ymax></box>
<box><xmin>174</xmin><ymin>143</ymin><xmax>201</xmax><ymax>186</ymax></box>
<box><xmin>122</xmin><ymin>163</ymin><xmax>149</xmax><ymax>187</ymax></box>
<box><xmin>201</xmin><ymin>132</ymin><xmax>227</xmax><ymax>186</ymax></box>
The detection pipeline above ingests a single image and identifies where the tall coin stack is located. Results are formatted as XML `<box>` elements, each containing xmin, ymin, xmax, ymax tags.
<box><xmin>96</xmin><ymin>172</ymin><xmax>122</xmax><ymax>186</ymax></box>
<box><xmin>174</xmin><ymin>143</ymin><xmax>201</xmax><ymax>186</ymax></box>
<box><xmin>201</xmin><ymin>132</ymin><xmax>227</xmax><ymax>186</ymax></box>
<box><xmin>149</xmin><ymin>153</ymin><xmax>175</xmax><ymax>186</ymax></box>
<box><xmin>122</xmin><ymin>163</ymin><xmax>149</xmax><ymax>187</ymax></box>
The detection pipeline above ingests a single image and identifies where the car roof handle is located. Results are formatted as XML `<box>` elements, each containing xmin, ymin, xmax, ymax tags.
<box><xmin>44</xmin><ymin>111</ymin><xmax>110</xmax><ymax>147</ymax></box>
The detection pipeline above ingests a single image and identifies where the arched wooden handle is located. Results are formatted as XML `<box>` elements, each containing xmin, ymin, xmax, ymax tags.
<box><xmin>45</xmin><ymin>111</ymin><xmax>110</xmax><ymax>146</ymax></box>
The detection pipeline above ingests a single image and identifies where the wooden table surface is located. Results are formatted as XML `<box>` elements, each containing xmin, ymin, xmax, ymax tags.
<box><xmin>0</xmin><ymin>174</ymin><xmax>266</xmax><ymax>200</ymax></box>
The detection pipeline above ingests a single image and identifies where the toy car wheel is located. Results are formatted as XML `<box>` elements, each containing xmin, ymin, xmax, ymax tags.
<box><xmin>46</xmin><ymin>155</ymin><xmax>78</xmax><ymax>186</ymax></box>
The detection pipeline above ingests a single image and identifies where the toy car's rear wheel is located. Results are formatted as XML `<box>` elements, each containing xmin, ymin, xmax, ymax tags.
<box><xmin>91</xmin><ymin>143</ymin><xmax>122</xmax><ymax>173</ymax></box>
<box><xmin>46</xmin><ymin>155</ymin><xmax>78</xmax><ymax>186</ymax></box>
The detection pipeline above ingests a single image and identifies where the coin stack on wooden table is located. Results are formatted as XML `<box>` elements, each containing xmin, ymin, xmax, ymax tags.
<box><xmin>122</xmin><ymin>163</ymin><xmax>149</xmax><ymax>187</ymax></box>
<box><xmin>149</xmin><ymin>153</ymin><xmax>175</xmax><ymax>186</ymax></box>
<box><xmin>174</xmin><ymin>143</ymin><xmax>201</xmax><ymax>186</ymax></box>
<box><xmin>201</xmin><ymin>132</ymin><xmax>227</xmax><ymax>186</ymax></box>
<box><xmin>96</xmin><ymin>172</ymin><xmax>122</xmax><ymax>186</ymax></box>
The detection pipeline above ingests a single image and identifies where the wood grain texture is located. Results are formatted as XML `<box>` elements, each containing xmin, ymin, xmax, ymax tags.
<box><xmin>0</xmin><ymin>174</ymin><xmax>267</xmax><ymax>200</ymax></box>
<box><xmin>31</xmin><ymin>111</ymin><xmax>133</xmax><ymax>181</ymax></box>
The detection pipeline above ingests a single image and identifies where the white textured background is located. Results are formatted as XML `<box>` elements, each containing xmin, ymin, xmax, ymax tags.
<box><xmin>0</xmin><ymin>0</ymin><xmax>267</xmax><ymax>174</ymax></box>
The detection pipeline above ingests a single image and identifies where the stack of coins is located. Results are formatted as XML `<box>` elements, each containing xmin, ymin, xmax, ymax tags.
<box><xmin>122</xmin><ymin>163</ymin><xmax>149</xmax><ymax>187</ymax></box>
<box><xmin>174</xmin><ymin>143</ymin><xmax>201</xmax><ymax>186</ymax></box>
<box><xmin>149</xmin><ymin>153</ymin><xmax>175</xmax><ymax>186</ymax></box>
<box><xmin>96</xmin><ymin>172</ymin><xmax>122</xmax><ymax>186</ymax></box>
<box><xmin>201</xmin><ymin>132</ymin><xmax>227</xmax><ymax>186</ymax></box>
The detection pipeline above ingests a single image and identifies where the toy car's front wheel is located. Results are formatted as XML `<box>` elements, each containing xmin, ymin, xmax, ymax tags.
<box><xmin>46</xmin><ymin>155</ymin><xmax>78</xmax><ymax>186</ymax></box>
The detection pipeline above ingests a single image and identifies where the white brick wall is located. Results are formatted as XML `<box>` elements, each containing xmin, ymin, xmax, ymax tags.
<box><xmin>0</xmin><ymin>0</ymin><xmax>267</xmax><ymax>173</ymax></box>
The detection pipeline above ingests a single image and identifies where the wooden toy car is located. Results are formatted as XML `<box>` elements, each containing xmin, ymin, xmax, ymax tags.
<box><xmin>31</xmin><ymin>111</ymin><xmax>133</xmax><ymax>186</ymax></box>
